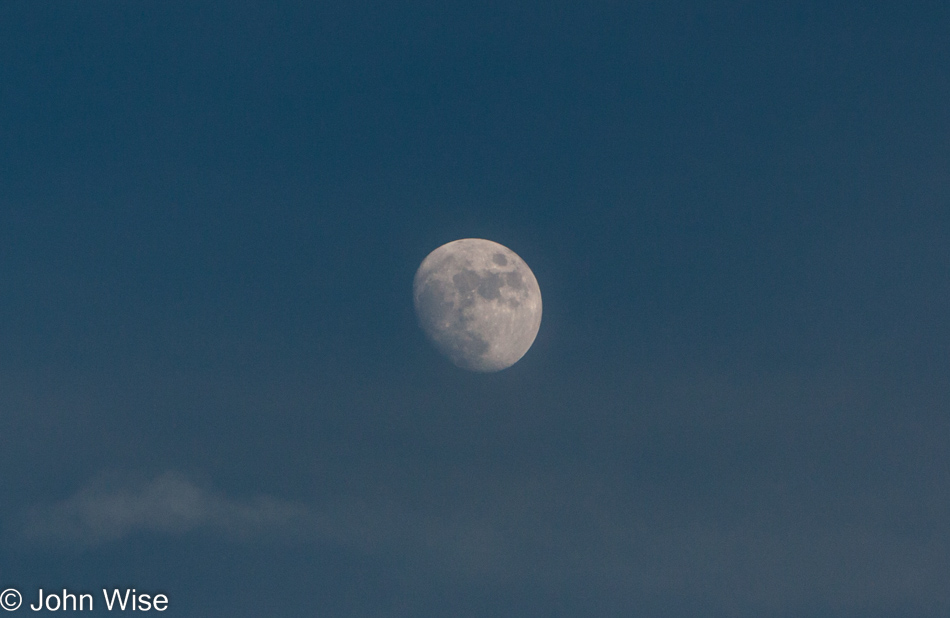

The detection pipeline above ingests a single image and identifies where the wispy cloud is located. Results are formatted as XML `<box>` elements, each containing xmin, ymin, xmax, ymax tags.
<box><xmin>19</xmin><ymin>472</ymin><xmax>310</xmax><ymax>546</ymax></box>
<box><xmin>14</xmin><ymin>471</ymin><xmax>491</xmax><ymax>562</ymax></box>
<box><xmin>14</xmin><ymin>469</ymin><xmax>950</xmax><ymax>614</ymax></box>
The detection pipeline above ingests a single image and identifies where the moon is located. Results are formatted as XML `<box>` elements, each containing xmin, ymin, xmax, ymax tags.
<box><xmin>413</xmin><ymin>238</ymin><xmax>542</xmax><ymax>372</ymax></box>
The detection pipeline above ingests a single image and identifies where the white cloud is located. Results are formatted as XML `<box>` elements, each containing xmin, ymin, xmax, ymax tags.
<box><xmin>19</xmin><ymin>472</ymin><xmax>310</xmax><ymax>546</ymax></box>
<box><xmin>15</xmin><ymin>469</ymin><xmax>950</xmax><ymax>614</ymax></box>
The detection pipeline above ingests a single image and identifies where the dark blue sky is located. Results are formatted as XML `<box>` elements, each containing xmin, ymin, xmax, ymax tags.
<box><xmin>1</xmin><ymin>2</ymin><xmax>949</xmax><ymax>616</ymax></box>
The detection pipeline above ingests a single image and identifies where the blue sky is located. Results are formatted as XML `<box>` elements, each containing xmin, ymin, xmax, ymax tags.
<box><xmin>1</xmin><ymin>2</ymin><xmax>949</xmax><ymax>616</ymax></box>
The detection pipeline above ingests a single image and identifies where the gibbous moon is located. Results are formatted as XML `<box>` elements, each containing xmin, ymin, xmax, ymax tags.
<box><xmin>413</xmin><ymin>238</ymin><xmax>542</xmax><ymax>372</ymax></box>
